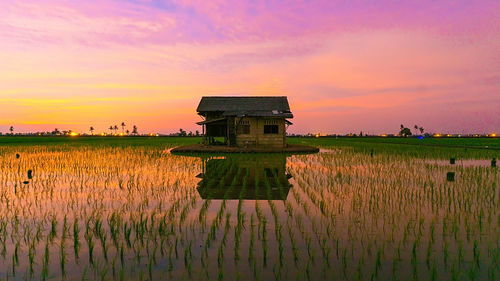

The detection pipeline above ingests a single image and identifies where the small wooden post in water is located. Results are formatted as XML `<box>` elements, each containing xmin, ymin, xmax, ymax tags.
<box><xmin>450</xmin><ymin>158</ymin><xmax>455</xmax><ymax>164</ymax></box>
<box><xmin>492</xmin><ymin>158</ymin><xmax>497</xmax><ymax>167</ymax></box>
<box><xmin>447</xmin><ymin>172</ymin><xmax>455</xmax><ymax>182</ymax></box>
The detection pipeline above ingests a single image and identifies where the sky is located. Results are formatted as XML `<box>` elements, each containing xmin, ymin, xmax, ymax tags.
<box><xmin>0</xmin><ymin>0</ymin><xmax>499</xmax><ymax>135</ymax></box>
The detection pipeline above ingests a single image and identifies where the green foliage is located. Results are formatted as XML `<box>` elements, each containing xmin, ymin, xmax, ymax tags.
<box><xmin>0</xmin><ymin>136</ymin><xmax>201</xmax><ymax>147</ymax></box>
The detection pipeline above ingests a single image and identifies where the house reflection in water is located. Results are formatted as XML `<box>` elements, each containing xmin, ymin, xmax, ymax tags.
<box><xmin>196</xmin><ymin>154</ymin><xmax>292</xmax><ymax>200</ymax></box>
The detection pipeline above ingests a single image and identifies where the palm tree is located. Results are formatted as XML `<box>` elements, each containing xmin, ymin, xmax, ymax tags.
<box><xmin>414</xmin><ymin>125</ymin><xmax>418</xmax><ymax>135</ymax></box>
<box><xmin>419</xmin><ymin>127</ymin><xmax>424</xmax><ymax>135</ymax></box>
<box><xmin>113</xmin><ymin>125</ymin><xmax>118</xmax><ymax>134</ymax></box>
<box><xmin>132</xmin><ymin>125</ymin><xmax>138</xmax><ymax>135</ymax></box>
<box><xmin>121</xmin><ymin>122</ymin><xmax>126</xmax><ymax>134</ymax></box>
<box><xmin>90</xmin><ymin>126</ymin><xmax>95</xmax><ymax>135</ymax></box>
<box><xmin>126</xmin><ymin>129</ymin><xmax>130</xmax><ymax>135</ymax></box>
<box><xmin>9</xmin><ymin>126</ymin><xmax>14</xmax><ymax>135</ymax></box>
<box><xmin>108</xmin><ymin>126</ymin><xmax>113</xmax><ymax>134</ymax></box>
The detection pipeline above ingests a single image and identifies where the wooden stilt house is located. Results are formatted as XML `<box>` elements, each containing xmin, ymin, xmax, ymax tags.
<box><xmin>196</xmin><ymin>96</ymin><xmax>293</xmax><ymax>148</ymax></box>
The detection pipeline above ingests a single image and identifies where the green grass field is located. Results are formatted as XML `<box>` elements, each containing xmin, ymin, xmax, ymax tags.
<box><xmin>1</xmin><ymin>136</ymin><xmax>497</xmax><ymax>159</ymax></box>
<box><xmin>289</xmin><ymin>137</ymin><xmax>499</xmax><ymax>159</ymax></box>
<box><xmin>1</xmin><ymin>135</ymin><xmax>498</xmax><ymax>148</ymax></box>
<box><xmin>288</xmin><ymin>136</ymin><xmax>499</xmax><ymax>148</ymax></box>
<box><xmin>0</xmin><ymin>136</ymin><xmax>200</xmax><ymax>146</ymax></box>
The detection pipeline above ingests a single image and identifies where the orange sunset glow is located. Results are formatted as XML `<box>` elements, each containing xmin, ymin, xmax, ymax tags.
<box><xmin>1</xmin><ymin>1</ymin><xmax>499</xmax><ymax>134</ymax></box>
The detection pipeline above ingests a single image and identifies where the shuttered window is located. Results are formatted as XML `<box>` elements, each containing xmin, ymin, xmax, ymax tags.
<box><xmin>264</xmin><ymin>125</ymin><xmax>279</xmax><ymax>134</ymax></box>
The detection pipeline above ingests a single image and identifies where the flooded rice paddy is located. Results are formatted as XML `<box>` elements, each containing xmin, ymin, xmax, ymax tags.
<box><xmin>0</xmin><ymin>143</ymin><xmax>498</xmax><ymax>280</ymax></box>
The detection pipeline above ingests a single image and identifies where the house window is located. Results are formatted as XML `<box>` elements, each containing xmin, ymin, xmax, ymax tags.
<box><xmin>237</xmin><ymin>125</ymin><xmax>250</xmax><ymax>134</ymax></box>
<box><xmin>264</xmin><ymin>125</ymin><xmax>279</xmax><ymax>134</ymax></box>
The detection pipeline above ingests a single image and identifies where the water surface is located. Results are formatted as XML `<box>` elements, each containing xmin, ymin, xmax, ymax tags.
<box><xmin>0</xmin><ymin>146</ymin><xmax>498</xmax><ymax>280</ymax></box>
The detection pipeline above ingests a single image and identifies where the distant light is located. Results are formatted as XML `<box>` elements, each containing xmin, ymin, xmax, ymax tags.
<box><xmin>434</xmin><ymin>134</ymin><xmax>441</xmax><ymax>137</ymax></box>
<box><xmin>149</xmin><ymin>133</ymin><xmax>154</xmax><ymax>136</ymax></box>
<box><xmin>446</xmin><ymin>134</ymin><xmax>452</xmax><ymax>137</ymax></box>
<box><xmin>381</xmin><ymin>134</ymin><xmax>387</xmax><ymax>137</ymax></box>
<box><xmin>119</xmin><ymin>133</ymin><xmax>124</xmax><ymax>136</ymax></box>
<box><xmin>491</xmin><ymin>133</ymin><xmax>497</xmax><ymax>137</ymax></box>
<box><xmin>101</xmin><ymin>133</ymin><xmax>105</xmax><ymax>136</ymax></box>
<box><xmin>315</xmin><ymin>134</ymin><xmax>320</xmax><ymax>138</ymax></box>
<box><xmin>70</xmin><ymin>132</ymin><xmax>78</xmax><ymax>137</ymax></box>
<box><xmin>418</xmin><ymin>136</ymin><xmax>424</xmax><ymax>140</ymax></box>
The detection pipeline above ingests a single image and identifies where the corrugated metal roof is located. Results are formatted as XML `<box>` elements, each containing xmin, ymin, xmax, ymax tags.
<box><xmin>197</xmin><ymin>96</ymin><xmax>293</xmax><ymax>118</ymax></box>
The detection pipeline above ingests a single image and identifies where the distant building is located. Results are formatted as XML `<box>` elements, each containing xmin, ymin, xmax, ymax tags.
<box><xmin>196</xmin><ymin>96</ymin><xmax>293</xmax><ymax>148</ymax></box>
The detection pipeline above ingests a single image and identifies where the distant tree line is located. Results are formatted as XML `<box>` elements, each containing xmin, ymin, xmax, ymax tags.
<box><xmin>2</xmin><ymin>123</ymin><xmax>494</xmax><ymax>138</ymax></box>
<box><xmin>399</xmin><ymin>124</ymin><xmax>425</xmax><ymax>137</ymax></box>
<box><xmin>2</xmin><ymin>123</ymin><xmax>139</xmax><ymax>136</ymax></box>
<box><xmin>1</xmin><ymin>124</ymin><xmax>203</xmax><ymax>137</ymax></box>
<box><xmin>177</xmin><ymin>129</ymin><xmax>200</xmax><ymax>137</ymax></box>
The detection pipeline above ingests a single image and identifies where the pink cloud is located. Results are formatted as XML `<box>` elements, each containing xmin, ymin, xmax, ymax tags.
<box><xmin>2</xmin><ymin>0</ymin><xmax>499</xmax><ymax>47</ymax></box>
<box><xmin>0</xmin><ymin>1</ymin><xmax>499</xmax><ymax>134</ymax></box>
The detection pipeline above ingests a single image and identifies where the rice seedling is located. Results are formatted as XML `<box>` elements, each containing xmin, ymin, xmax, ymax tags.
<box><xmin>0</xmin><ymin>138</ymin><xmax>497</xmax><ymax>280</ymax></box>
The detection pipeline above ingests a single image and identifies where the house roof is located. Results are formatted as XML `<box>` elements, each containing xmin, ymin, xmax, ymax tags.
<box><xmin>196</xmin><ymin>117</ymin><xmax>227</xmax><ymax>125</ymax></box>
<box><xmin>197</xmin><ymin>96</ymin><xmax>293</xmax><ymax>118</ymax></box>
